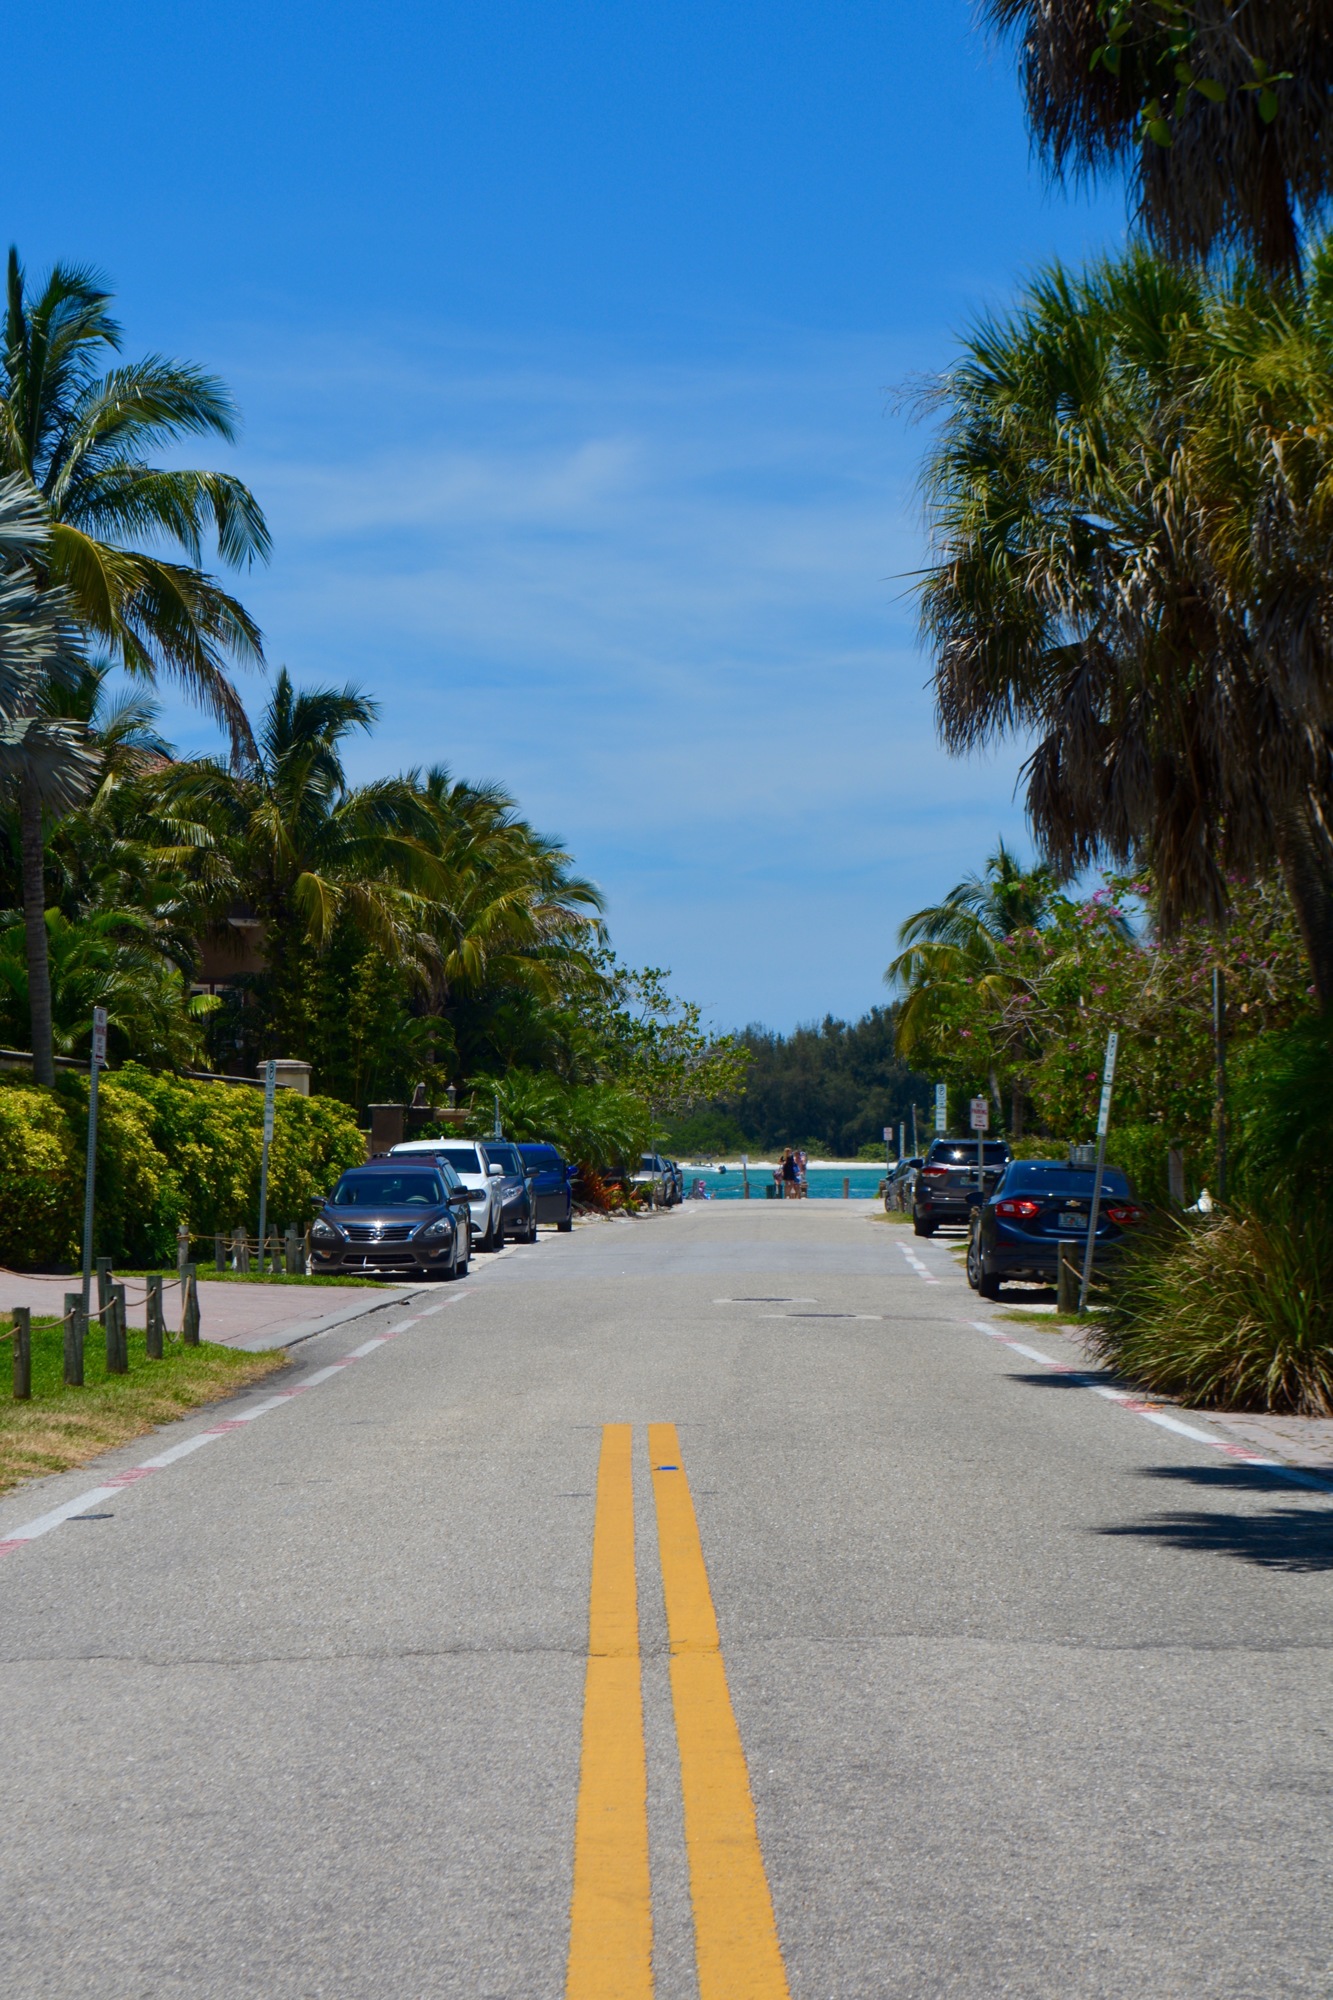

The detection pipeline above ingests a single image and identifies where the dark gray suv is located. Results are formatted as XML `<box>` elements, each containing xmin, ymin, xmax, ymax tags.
<box><xmin>309</xmin><ymin>1161</ymin><xmax>472</xmax><ymax>1279</ymax></box>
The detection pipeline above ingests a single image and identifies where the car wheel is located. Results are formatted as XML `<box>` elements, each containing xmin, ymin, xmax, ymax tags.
<box><xmin>494</xmin><ymin>1216</ymin><xmax>506</xmax><ymax>1249</ymax></box>
<box><xmin>913</xmin><ymin>1215</ymin><xmax>936</xmax><ymax>1238</ymax></box>
<box><xmin>527</xmin><ymin>1216</ymin><xmax>539</xmax><ymax>1243</ymax></box>
<box><xmin>978</xmin><ymin>1266</ymin><xmax>1001</xmax><ymax>1301</ymax></box>
<box><xmin>557</xmin><ymin>1213</ymin><xmax>573</xmax><ymax>1233</ymax></box>
<box><xmin>966</xmin><ymin>1229</ymin><xmax>982</xmax><ymax>1291</ymax></box>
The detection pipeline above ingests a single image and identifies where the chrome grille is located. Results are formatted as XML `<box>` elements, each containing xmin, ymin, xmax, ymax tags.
<box><xmin>341</xmin><ymin>1222</ymin><xmax>414</xmax><ymax>1243</ymax></box>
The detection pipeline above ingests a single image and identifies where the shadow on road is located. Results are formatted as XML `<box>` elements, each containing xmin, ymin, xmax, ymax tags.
<box><xmin>1099</xmin><ymin>1489</ymin><xmax>1333</xmax><ymax>1573</ymax></box>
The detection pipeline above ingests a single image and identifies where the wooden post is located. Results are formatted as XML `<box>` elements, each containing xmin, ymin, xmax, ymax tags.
<box><xmin>843</xmin><ymin>1175</ymin><xmax>850</xmax><ymax>1199</ymax></box>
<box><xmin>145</xmin><ymin>1275</ymin><xmax>164</xmax><ymax>1360</ymax></box>
<box><xmin>106</xmin><ymin>1283</ymin><xmax>129</xmax><ymax>1374</ymax></box>
<box><xmin>284</xmin><ymin>1225</ymin><xmax>300</xmax><ymax>1275</ymax></box>
<box><xmin>12</xmin><ymin>1305</ymin><xmax>31</xmax><ymax>1400</ymax></box>
<box><xmin>214</xmin><ymin>1233</ymin><xmax>226</xmax><ymax>1273</ymax></box>
<box><xmin>182</xmin><ymin>1264</ymin><xmax>200</xmax><ymax>1345</ymax></box>
<box><xmin>1168</xmin><ymin>1147</ymin><xmax>1186</xmax><ymax>1210</ymax></box>
<box><xmin>96</xmin><ymin>1255</ymin><xmax>112</xmax><ymax>1319</ymax></box>
<box><xmin>232</xmin><ymin>1225</ymin><xmax>249</xmax><ymax>1274</ymax></box>
<box><xmin>64</xmin><ymin>1294</ymin><xmax>85</xmax><ymax>1387</ymax></box>
<box><xmin>1057</xmin><ymin>1241</ymin><xmax>1079</xmax><ymax>1317</ymax></box>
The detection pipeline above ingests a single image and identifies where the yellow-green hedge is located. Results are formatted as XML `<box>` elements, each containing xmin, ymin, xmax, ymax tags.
<box><xmin>0</xmin><ymin>1065</ymin><xmax>365</xmax><ymax>1269</ymax></box>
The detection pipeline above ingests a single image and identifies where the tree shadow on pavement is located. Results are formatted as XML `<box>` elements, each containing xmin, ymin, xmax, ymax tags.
<box><xmin>1099</xmin><ymin>1466</ymin><xmax>1333</xmax><ymax>1573</ymax></box>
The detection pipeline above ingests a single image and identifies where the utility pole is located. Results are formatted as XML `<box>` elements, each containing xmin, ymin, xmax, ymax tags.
<box><xmin>257</xmin><ymin>1059</ymin><xmax>277</xmax><ymax>1263</ymax></box>
<box><xmin>1078</xmin><ymin>1030</ymin><xmax>1119</xmax><ymax>1315</ymax></box>
<box><xmin>80</xmin><ymin>1006</ymin><xmax>108</xmax><ymax>1312</ymax></box>
<box><xmin>1213</xmin><ymin>966</ymin><xmax>1227</xmax><ymax>1203</ymax></box>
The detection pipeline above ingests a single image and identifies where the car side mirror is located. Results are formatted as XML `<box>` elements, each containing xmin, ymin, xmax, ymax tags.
<box><xmin>488</xmin><ymin>1164</ymin><xmax>502</xmax><ymax>1178</ymax></box>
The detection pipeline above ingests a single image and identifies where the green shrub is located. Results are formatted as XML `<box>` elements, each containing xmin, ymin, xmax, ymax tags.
<box><xmin>1093</xmin><ymin>1207</ymin><xmax>1333</xmax><ymax>1415</ymax></box>
<box><xmin>0</xmin><ymin>1067</ymin><xmax>365</xmax><ymax>1270</ymax></box>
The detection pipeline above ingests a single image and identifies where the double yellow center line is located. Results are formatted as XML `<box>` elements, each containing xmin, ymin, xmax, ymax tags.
<box><xmin>566</xmin><ymin>1423</ymin><xmax>790</xmax><ymax>1999</ymax></box>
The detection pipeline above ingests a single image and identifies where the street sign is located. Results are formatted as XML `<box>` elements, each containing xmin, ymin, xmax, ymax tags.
<box><xmin>882</xmin><ymin>1126</ymin><xmax>891</xmax><ymax>1141</ymax></box>
<box><xmin>934</xmin><ymin>1082</ymin><xmax>947</xmax><ymax>1133</ymax></box>
<box><xmin>90</xmin><ymin>1005</ymin><xmax>107</xmax><ymax>1068</ymax></box>
<box><xmin>81</xmin><ymin>1006</ymin><xmax>109</xmax><ymax>1309</ymax></box>
<box><xmin>969</xmin><ymin>1096</ymin><xmax>989</xmax><ymax>1131</ymax></box>
<box><xmin>1096</xmin><ymin>1030</ymin><xmax>1119</xmax><ymax>1137</ymax></box>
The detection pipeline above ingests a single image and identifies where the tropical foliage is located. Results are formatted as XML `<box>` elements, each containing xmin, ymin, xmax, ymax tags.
<box><xmin>981</xmin><ymin>1</ymin><xmax>1333</xmax><ymax>274</ymax></box>
<box><xmin>919</xmin><ymin>238</ymin><xmax>1333</xmax><ymax>1005</ymax></box>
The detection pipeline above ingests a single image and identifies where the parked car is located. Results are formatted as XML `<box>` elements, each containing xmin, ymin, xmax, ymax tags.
<box><xmin>966</xmin><ymin>1157</ymin><xmax>1147</xmax><ymax>1299</ymax></box>
<box><xmin>517</xmin><ymin>1141</ymin><xmax>576</xmax><ymax>1231</ymax></box>
<box><xmin>390</xmin><ymin>1138</ymin><xmax>508</xmax><ymax>1249</ymax></box>
<box><xmin>883</xmin><ymin>1156</ymin><xmax>922</xmax><ymax>1213</ymax></box>
<box><xmin>632</xmin><ymin>1153</ymin><xmax>678</xmax><ymax>1206</ymax></box>
<box><xmin>309</xmin><ymin>1160</ymin><xmax>472</xmax><ymax>1279</ymax></box>
<box><xmin>480</xmin><ymin>1138</ymin><xmax>539</xmax><ymax>1244</ymax></box>
<box><xmin>912</xmin><ymin>1136</ymin><xmax>1014</xmax><ymax>1236</ymax></box>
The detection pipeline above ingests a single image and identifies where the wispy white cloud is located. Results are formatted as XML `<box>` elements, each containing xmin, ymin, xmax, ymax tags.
<box><xmin>155</xmin><ymin>320</ymin><xmax>1032</xmax><ymax>1028</ymax></box>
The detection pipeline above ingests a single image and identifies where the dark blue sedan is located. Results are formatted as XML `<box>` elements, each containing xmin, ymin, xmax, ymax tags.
<box><xmin>966</xmin><ymin>1158</ymin><xmax>1146</xmax><ymax>1299</ymax></box>
<box><xmin>517</xmin><ymin>1142</ymin><xmax>575</xmax><ymax>1231</ymax></box>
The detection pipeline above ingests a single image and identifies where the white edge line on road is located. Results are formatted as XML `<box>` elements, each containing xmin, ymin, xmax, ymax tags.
<box><xmin>0</xmin><ymin>1291</ymin><xmax>474</xmax><ymax>1563</ymax></box>
<box><xmin>969</xmin><ymin>1319</ymin><xmax>1333</xmax><ymax>1494</ymax></box>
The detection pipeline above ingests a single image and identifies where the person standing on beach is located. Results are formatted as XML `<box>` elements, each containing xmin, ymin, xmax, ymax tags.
<box><xmin>780</xmin><ymin>1148</ymin><xmax>798</xmax><ymax>1198</ymax></box>
<box><xmin>795</xmin><ymin>1147</ymin><xmax>808</xmax><ymax>1197</ymax></box>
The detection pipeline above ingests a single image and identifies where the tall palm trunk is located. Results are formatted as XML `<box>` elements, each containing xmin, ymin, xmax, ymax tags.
<box><xmin>18</xmin><ymin>774</ymin><xmax>53</xmax><ymax>1084</ymax></box>
<box><xmin>1276</xmin><ymin>796</ymin><xmax>1333</xmax><ymax>1015</ymax></box>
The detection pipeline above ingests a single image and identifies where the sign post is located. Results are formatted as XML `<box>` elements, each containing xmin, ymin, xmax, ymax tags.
<box><xmin>969</xmin><ymin>1094</ymin><xmax>989</xmax><ymax>1200</ymax></box>
<box><xmin>1078</xmin><ymin>1030</ymin><xmax>1119</xmax><ymax>1316</ymax></box>
<box><xmin>934</xmin><ymin>1082</ymin><xmax>948</xmax><ymax>1135</ymax></box>
<box><xmin>80</xmin><ymin>1006</ymin><xmax>108</xmax><ymax>1311</ymax></box>
<box><xmin>257</xmin><ymin>1059</ymin><xmax>277</xmax><ymax>1266</ymax></box>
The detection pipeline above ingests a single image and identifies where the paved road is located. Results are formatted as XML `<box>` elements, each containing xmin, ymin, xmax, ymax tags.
<box><xmin>1</xmin><ymin>1201</ymin><xmax>1330</xmax><ymax>1997</ymax></box>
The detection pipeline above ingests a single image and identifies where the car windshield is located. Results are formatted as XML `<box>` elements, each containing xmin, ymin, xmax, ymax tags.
<box><xmin>332</xmin><ymin>1172</ymin><xmax>444</xmax><ymax>1207</ymax></box>
<box><xmin>487</xmin><ymin>1145</ymin><xmax>522</xmax><ymax>1174</ymax></box>
<box><xmin>1004</xmin><ymin>1163</ymin><xmax>1131</xmax><ymax>1198</ymax></box>
<box><xmin>521</xmin><ymin>1145</ymin><xmax>562</xmax><ymax>1167</ymax></box>
<box><xmin>433</xmin><ymin>1146</ymin><xmax>483</xmax><ymax>1173</ymax></box>
<box><xmin>929</xmin><ymin>1142</ymin><xmax>1011</xmax><ymax>1164</ymax></box>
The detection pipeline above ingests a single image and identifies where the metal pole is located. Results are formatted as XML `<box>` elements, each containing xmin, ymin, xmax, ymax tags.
<box><xmin>1213</xmin><ymin>966</ymin><xmax>1227</xmax><ymax>1203</ymax></box>
<box><xmin>1078</xmin><ymin>1030</ymin><xmax>1120</xmax><ymax>1316</ymax></box>
<box><xmin>80</xmin><ymin>1006</ymin><xmax>108</xmax><ymax>1312</ymax></box>
<box><xmin>910</xmin><ymin>1104</ymin><xmax>918</xmax><ymax>1154</ymax></box>
<box><xmin>257</xmin><ymin>1059</ymin><xmax>277</xmax><ymax>1259</ymax></box>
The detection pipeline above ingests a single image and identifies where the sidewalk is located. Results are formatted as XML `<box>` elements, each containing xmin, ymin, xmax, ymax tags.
<box><xmin>0</xmin><ymin>1272</ymin><xmax>421</xmax><ymax>1352</ymax></box>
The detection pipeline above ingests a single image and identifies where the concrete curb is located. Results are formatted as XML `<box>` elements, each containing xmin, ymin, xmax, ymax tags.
<box><xmin>221</xmin><ymin>1283</ymin><xmax>436</xmax><ymax>1352</ymax></box>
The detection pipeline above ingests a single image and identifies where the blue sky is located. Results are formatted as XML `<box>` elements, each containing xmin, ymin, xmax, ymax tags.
<box><xmin>5</xmin><ymin>2</ymin><xmax>1126</xmax><ymax>1031</ymax></box>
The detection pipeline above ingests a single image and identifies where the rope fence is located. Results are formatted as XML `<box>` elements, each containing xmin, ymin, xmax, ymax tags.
<box><xmin>0</xmin><ymin>1213</ymin><xmax>313</xmax><ymax>1401</ymax></box>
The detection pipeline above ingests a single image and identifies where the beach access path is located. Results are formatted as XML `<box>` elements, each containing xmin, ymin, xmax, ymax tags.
<box><xmin>0</xmin><ymin>1199</ymin><xmax>1329</xmax><ymax>1997</ymax></box>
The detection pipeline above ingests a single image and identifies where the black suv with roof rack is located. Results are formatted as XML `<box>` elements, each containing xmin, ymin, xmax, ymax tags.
<box><xmin>912</xmin><ymin>1136</ymin><xmax>1013</xmax><ymax>1236</ymax></box>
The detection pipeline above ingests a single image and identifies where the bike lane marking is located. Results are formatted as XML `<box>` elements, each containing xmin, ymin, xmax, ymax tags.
<box><xmin>969</xmin><ymin>1319</ymin><xmax>1333</xmax><ymax>1493</ymax></box>
<box><xmin>0</xmin><ymin>1291</ymin><xmax>477</xmax><ymax>1561</ymax></box>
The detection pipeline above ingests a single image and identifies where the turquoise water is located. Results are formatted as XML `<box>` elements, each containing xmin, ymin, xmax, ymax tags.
<box><xmin>682</xmin><ymin>1165</ymin><xmax>886</xmax><ymax>1201</ymax></box>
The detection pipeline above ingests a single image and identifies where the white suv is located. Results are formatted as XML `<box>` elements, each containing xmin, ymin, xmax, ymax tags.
<box><xmin>390</xmin><ymin>1139</ymin><xmax>508</xmax><ymax>1250</ymax></box>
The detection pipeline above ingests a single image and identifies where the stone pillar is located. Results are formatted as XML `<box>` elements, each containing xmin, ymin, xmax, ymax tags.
<box><xmin>369</xmin><ymin>1104</ymin><xmax>406</xmax><ymax>1155</ymax></box>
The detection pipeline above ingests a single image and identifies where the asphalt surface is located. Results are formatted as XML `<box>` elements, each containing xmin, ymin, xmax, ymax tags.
<box><xmin>1</xmin><ymin>1200</ymin><xmax>1330</xmax><ymax>1998</ymax></box>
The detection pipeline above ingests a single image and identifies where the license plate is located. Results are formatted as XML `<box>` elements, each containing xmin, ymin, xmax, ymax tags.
<box><xmin>1057</xmin><ymin>1211</ymin><xmax>1086</xmax><ymax>1232</ymax></box>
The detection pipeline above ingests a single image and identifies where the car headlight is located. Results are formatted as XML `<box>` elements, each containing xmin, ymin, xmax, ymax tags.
<box><xmin>415</xmin><ymin>1216</ymin><xmax>454</xmax><ymax>1241</ymax></box>
<box><xmin>311</xmin><ymin>1218</ymin><xmax>339</xmax><ymax>1242</ymax></box>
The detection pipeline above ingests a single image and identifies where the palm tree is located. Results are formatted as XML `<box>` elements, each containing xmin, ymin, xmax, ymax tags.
<box><xmin>981</xmin><ymin>1</ymin><xmax>1333</xmax><ymax>274</ymax></box>
<box><xmin>171</xmin><ymin>670</ymin><xmax>447</xmax><ymax>1054</ymax></box>
<box><xmin>0</xmin><ymin>248</ymin><xmax>269</xmax><ymax>1078</ymax></box>
<box><xmin>0</xmin><ymin>475</ymin><xmax>100</xmax><ymax>1078</ymax></box>
<box><xmin>918</xmin><ymin>243</ymin><xmax>1333</xmax><ymax>1005</ymax></box>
